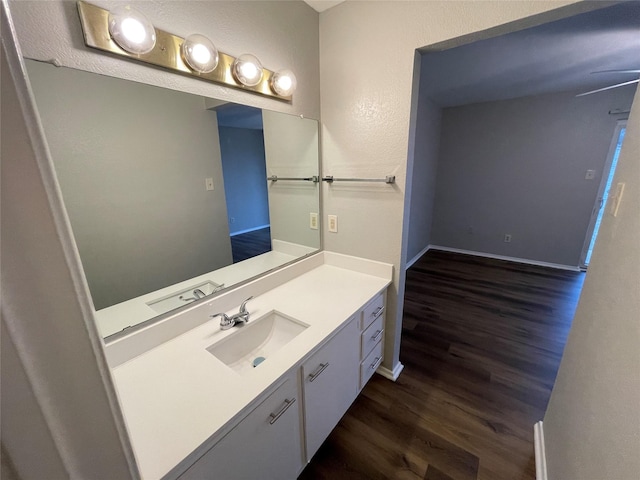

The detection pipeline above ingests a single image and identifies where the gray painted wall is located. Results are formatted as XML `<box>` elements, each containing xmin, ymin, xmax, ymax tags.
<box><xmin>430</xmin><ymin>85</ymin><xmax>636</xmax><ymax>267</ymax></box>
<box><xmin>543</xmin><ymin>86</ymin><xmax>640</xmax><ymax>480</ymax></box>
<box><xmin>26</xmin><ymin>60</ymin><xmax>233</xmax><ymax>310</ymax></box>
<box><xmin>406</xmin><ymin>94</ymin><xmax>442</xmax><ymax>263</ymax></box>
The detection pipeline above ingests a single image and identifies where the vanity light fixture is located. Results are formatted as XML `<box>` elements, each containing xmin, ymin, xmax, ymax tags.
<box><xmin>232</xmin><ymin>54</ymin><xmax>264</xmax><ymax>87</ymax></box>
<box><xmin>271</xmin><ymin>69</ymin><xmax>297</xmax><ymax>97</ymax></box>
<box><xmin>77</xmin><ymin>1</ymin><xmax>296</xmax><ymax>101</ymax></box>
<box><xmin>107</xmin><ymin>5</ymin><xmax>156</xmax><ymax>55</ymax></box>
<box><xmin>181</xmin><ymin>34</ymin><xmax>219</xmax><ymax>74</ymax></box>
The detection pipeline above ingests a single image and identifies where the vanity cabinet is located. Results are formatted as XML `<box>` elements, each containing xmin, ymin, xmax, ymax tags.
<box><xmin>358</xmin><ymin>292</ymin><xmax>385</xmax><ymax>390</ymax></box>
<box><xmin>301</xmin><ymin>317</ymin><xmax>359</xmax><ymax>461</ymax></box>
<box><xmin>178</xmin><ymin>375</ymin><xmax>303</xmax><ymax>480</ymax></box>
<box><xmin>175</xmin><ymin>290</ymin><xmax>387</xmax><ymax>479</ymax></box>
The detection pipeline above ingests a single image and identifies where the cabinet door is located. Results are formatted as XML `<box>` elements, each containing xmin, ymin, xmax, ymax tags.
<box><xmin>179</xmin><ymin>377</ymin><xmax>302</xmax><ymax>480</ymax></box>
<box><xmin>302</xmin><ymin>318</ymin><xmax>359</xmax><ymax>461</ymax></box>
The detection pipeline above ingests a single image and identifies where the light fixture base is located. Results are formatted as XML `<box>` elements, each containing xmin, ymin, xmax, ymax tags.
<box><xmin>76</xmin><ymin>1</ymin><xmax>292</xmax><ymax>101</ymax></box>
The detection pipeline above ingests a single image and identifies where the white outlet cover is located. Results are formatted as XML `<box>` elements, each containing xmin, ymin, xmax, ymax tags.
<box><xmin>310</xmin><ymin>213</ymin><xmax>318</xmax><ymax>230</ymax></box>
<box><xmin>328</xmin><ymin>214</ymin><xmax>338</xmax><ymax>233</ymax></box>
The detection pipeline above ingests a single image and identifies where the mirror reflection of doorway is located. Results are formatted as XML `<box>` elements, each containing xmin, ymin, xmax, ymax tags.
<box><xmin>216</xmin><ymin>105</ymin><xmax>272</xmax><ymax>263</ymax></box>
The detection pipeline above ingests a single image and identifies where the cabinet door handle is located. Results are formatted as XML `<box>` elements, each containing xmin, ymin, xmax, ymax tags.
<box><xmin>369</xmin><ymin>356</ymin><xmax>382</xmax><ymax>370</ymax></box>
<box><xmin>269</xmin><ymin>398</ymin><xmax>296</xmax><ymax>425</ymax></box>
<box><xmin>308</xmin><ymin>362</ymin><xmax>329</xmax><ymax>382</ymax></box>
<box><xmin>371</xmin><ymin>329</ymin><xmax>383</xmax><ymax>341</ymax></box>
<box><xmin>371</xmin><ymin>306</ymin><xmax>384</xmax><ymax>317</ymax></box>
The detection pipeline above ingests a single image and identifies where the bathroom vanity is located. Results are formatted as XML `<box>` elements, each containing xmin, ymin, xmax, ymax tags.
<box><xmin>106</xmin><ymin>251</ymin><xmax>392</xmax><ymax>479</ymax></box>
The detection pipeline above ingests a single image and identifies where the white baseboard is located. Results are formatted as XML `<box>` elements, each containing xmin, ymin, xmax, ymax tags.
<box><xmin>534</xmin><ymin>421</ymin><xmax>548</xmax><ymax>480</ymax></box>
<box><xmin>429</xmin><ymin>245</ymin><xmax>580</xmax><ymax>272</ymax></box>
<box><xmin>229</xmin><ymin>224</ymin><xmax>270</xmax><ymax>237</ymax></box>
<box><xmin>405</xmin><ymin>245</ymin><xmax>431</xmax><ymax>270</ymax></box>
<box><xmin>377</xmin><ymin>362</ymin><xmax>404</xmax><ymax>381</ymax></box>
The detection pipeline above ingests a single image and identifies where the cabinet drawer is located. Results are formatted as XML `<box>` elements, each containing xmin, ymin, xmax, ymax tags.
<box><xmin>360</xmin><ymin>293</ymin><xmax>384</xmax><ymax>330</ymax></box>
<box><xmin>360</xmin><ymin>341</ymin><xmax>383</xmax><ymax>389</ymax></box>
<box><xmin>361</xmin><ymin>314</ymin><xmax>384</xmax><ymax>360</ymax></box>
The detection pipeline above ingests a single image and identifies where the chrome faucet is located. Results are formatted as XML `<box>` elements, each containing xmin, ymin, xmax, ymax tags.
<box><xmin>211</xmin><ymin>296</ymin><xmax>253</xmax><ymax>330</ymax></box>
<box><xmin>180</xmin><ymin>288</ymin><xmax>208</xmax><ymax>302</ymax></box>
<box><xmin>193</xmin><ymin>288</ymin><xmax>206</xmax><ymax>299</ymax></box>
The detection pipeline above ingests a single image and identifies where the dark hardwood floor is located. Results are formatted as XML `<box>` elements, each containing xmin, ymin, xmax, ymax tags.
<box><xmin>300</xmin><ymin>250</ymin><xmax>585</xmax><ymax>480</ymax></box>
<box><xmin>230</xmin><ymin>226</ymin><xmax>272</xmax><ymax>263</ymax></box>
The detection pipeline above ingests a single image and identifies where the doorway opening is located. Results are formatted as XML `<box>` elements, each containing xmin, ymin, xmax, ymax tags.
<box><xmin>580</xmin><ymin>120</ymin><xmax>627</xmax><ymax>268</ymax></box>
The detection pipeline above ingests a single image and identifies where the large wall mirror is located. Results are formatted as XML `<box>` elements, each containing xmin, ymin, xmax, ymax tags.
<box><xmin>26</xmin><ymin>59</ymin><xmax>321</xmax><ymax>338</ymax></box>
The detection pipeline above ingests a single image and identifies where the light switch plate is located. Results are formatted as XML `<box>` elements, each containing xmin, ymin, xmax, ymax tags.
<box><xmin>585</xmin><ymin>170</ymin><xmax>596</xmax><ymax>180</ymax></box>
<box><xmin>205</xmin><ymin>178</ymin><xmax>214</xmax><ymax>190</ymax></box>
<box><xmin>310</xmin><ymin>213</ymin><xmax>318</xmax><ymax>230</ymax></box>
<box><xmin>610</xmin><ymin>182</ymin><xmax>625</xmax><ymax>217</ymax></box>
<box><xmin>328</xmin><ymin>215</ymin><xmax>338</xmax><ymax>233</ymax></box>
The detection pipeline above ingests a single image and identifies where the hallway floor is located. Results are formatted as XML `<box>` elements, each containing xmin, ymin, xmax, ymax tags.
<box><xmin>300</xmin><ymin>250</ymin><xmax>585</xmax><ymax>480</ymax></box>
<box><xmin>230</xmin><ymin>227</ymin><xmax>272</xmax><ymax>263</ymax></box>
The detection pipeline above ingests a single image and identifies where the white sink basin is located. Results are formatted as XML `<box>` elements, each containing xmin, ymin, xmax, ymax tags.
<box><xmin>207</xmin><ymin>310</ymin><xmax>308</xmax><ymax>375</ymax></box>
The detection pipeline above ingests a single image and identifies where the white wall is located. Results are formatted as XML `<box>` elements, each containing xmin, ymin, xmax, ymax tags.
<box><xmin>319</xmin><ymin>0</ymin><xmax>580</xmax><ymax>373</ymax></box>
<box><xmin>2</xmin><ymin>2</ymin><xmax>319</xmax><ymax>478</ymax></box>
<box><xmin>542</xmin><ymin>87</ymin><xmax>640</xmax><ymax>480</ymax></box>
<box><xmin>430</xmin><ymin>85</ymin><xmax>636</xmax><ymax>267</ymax></box>
<box><xmin>263</xmin><ymin>110</ymin><xmax>321</xmax><ymax>249</ymax></box>
<box><xmin>26</xmin><ymin>60</ymin><xmax>233</xmax><ymax>310</ymax></box>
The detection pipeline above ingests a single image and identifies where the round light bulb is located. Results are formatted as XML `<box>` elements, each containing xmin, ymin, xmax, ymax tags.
<box><xmin>271</xmin><ymin>69</ymin><xmax>297</xmax><ymax>96</ymax></box>
<box><xmin>240</xmin><ymin>62</ymin><xmax>258</xmax><ymax>79</ymax></box>
<box><xmin>121</xmin><ymin>17</ymin><xmax>147</xmax><ymax>44</ymax></box>
<box><xmin>108</xmin><ymin>6</ymin><xmax>156</xmax><ymax>55</ymax></box>
<box><xmin>191</xmin><ymin>44</ymin><xmax>211</xmax><ymax>64</ymax></box>
<box><xmin>181</xmin><ymin>34</ymin><xmax>219</xmax><ymax>74</ymax></box>
<box><xmin>232</xmin><ymin>54</ymin><xmax>264</xmax><ymax>87</ymax></box>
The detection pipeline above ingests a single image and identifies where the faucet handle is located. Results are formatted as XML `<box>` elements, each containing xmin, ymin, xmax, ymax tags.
<box><xmin>211</xmin><ymin>312</ymin><xmax>235</xmax><ymax>331</ymax></box>
<box><xmin>210</xmin><ymin>312</ymin><xmax>230</xmax><ymax>322</ymax></box>
<box><xmin>239</xmin><ymin>296</ymin><xmax>253</xmax><ymax>313</ymax></box>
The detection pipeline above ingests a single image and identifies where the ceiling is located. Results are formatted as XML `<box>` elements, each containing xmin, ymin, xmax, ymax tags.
<box><xmin>421</xmin><ymin>2</ymin><xmax>640</xmax><ymax>107</ymax></box>
<box><xmin>303</xmin><ymin>0</ymin><xmax>345</xmax><ymax>13</ymax></box>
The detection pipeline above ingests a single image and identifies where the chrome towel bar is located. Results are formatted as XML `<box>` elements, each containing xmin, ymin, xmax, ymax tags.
<box><xmin>322</xmin><ymin>175</ymin><xmax>395</xmax><ymax>184</ymax></box>
<box><xmin>267</xmin><ymin>175</ymin><xmax>320</xmax><ymax>183</ymax></box>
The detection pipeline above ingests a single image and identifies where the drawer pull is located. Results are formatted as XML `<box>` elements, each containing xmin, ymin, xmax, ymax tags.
<box><xmin>371</xmin><ymin>329</ymin><xmax>383</xmax><ymax>342</ymax></box>
<box><xmin>369</xmin><ymin>356</ymin><xmax>382</xmax><ymax>370</ymax></box>
<box><xmin>308</xmin><ymin>362</ymin><xmax>329</xmax><ymax>382</ymax></box>
<box><xmin>371</xmin><ymin>306</ymin><xmax>384</xmax><ymax>317</ymax></box>
<box><xmin>269</xmin><ymin>398</ymin><xmax>296</xmax><ymax>425</ymax></box>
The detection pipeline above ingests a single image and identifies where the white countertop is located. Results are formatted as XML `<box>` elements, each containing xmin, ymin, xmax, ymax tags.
<box><xmin>109</xmin><ymin>254</ymin><xmax>391</xmax><ymax>480</ymax></box>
